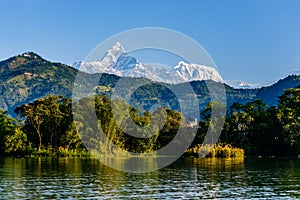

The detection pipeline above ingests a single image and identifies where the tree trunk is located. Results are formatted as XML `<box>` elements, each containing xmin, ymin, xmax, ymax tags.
<box><xmin>37</xmin><ymin>130</ymin><xmax>42</xmax><ymax>151</ymax></box>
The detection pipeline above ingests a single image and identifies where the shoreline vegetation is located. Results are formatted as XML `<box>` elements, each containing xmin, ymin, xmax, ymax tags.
<box><xmin>3</xmin><ymin>143</ymin><xmax>245</xmax><ymax>159</ymax></box>
<box><xmin>185</xmin><ymin>144</ymin><xmax>244</xmax><ymax>158</ymax></box>
<box><xmin>1</xmin><ymin>85</ymin><xmax>300</xmax><ymax>158</ymax></box>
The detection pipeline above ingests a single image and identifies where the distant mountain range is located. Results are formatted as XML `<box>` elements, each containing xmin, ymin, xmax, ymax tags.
<box><xmin>73</xmin><ymin>42</ymin><xmax>263</xmax><ymax>89</ymax></box>
<box><xmin>223</xmin><ymin>80</ymin><xmax>262</xmax><ymax>89</ymax></box>
<box><xmin>73</xmin><ymin>42</ymin><xmax>222</xmax><ymax>84</ymax></box>
<box><xmin>1</xmin><ymin>51</ymin><xmax>300</xmax><ymax>117</ymax></box>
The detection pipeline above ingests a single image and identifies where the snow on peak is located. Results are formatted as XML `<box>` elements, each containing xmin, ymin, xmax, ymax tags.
<box><xmin>73</xmin><ymin>42</ymin><xmax>126</xmax><ymax>73</ymax></box>
<box><xmin>110</xmin><ymin>42</ymin><xmax>125</xmax><ymax>53</ymax></box>
<box><xmin>173</xmin><ymin>61</ymin><xmax>222</xmax><ymax>83</ymax></box>
<box><xmin>174</xmin><ymin>61</ymin><xmax>186</xmax><ymax>69</ymax></box>
<box><xmin>73</xmin><ymin>43</ymin><xmax>223</xmax><ymax>84</ymax></box>
<box><xmin>224</xmin><ymin>80</ymin><xmax>262</xmax><ymax>89</ymax></box>
<box><xmin>101</xmin><ymin>42</ymin><xmax>125</xmax><ymax>65</ymax></box>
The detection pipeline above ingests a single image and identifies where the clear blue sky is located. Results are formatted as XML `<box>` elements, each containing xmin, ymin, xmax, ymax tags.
<box><xmin>1</xmin><ymin>0</ymin><xmax>300</xmax><ymax>85</ymax></box>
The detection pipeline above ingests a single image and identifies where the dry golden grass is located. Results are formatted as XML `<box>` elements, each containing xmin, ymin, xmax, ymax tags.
<box><xmin>186</xmin><ymin>143</ymin><xmax>244</xmax><ymax>158</ymax></box>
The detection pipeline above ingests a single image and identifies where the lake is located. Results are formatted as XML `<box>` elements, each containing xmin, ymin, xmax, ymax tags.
<box><xmin>0</xmin><ymin>157</ymin><xmax>300</xmax><ymax>199</ymax></box>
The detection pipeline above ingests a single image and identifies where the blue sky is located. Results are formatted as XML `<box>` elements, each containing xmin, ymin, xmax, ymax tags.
<box><xmin>1</xmin><ymin>0</ymin><xmax>300</xmax><ymax>85</ymax></box>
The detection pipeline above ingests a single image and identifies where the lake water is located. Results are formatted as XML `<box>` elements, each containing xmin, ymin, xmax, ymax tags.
<box><xmin>0</xmin><ymin>157</ymin><xmax>300</xmax><ymax>199</ymax></box>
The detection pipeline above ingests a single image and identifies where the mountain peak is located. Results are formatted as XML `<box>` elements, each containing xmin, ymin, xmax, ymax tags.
<box><xmin>103</xmin><ymin>42</ymin><xmax>125</xmax><ymax>60</ymax></box>
<box><xmin>73</xmin><ymin>43</ymin><xmax>223</xmax><ymax>84</ymax></box>
<box><xmin>99</xmin><ymin>42</ymin><xmax>126</xmax><ymax>69</ymax></box>
<box><xmin>0</xmin><ymin>52</ymin><xmax>45</xmax><ymax>70</ymax></box>
<box><xmin>173</xmin><ymin>61</ymin><xmax>222</xmax><ymax>83</ymax></box>
<box><xmin>175</xmin><ymin>61</ymin><xmax>188</xmax><ymax>68</ymax></box>
<box><xmin>111</xmin><ymin>42</ymin><xmax>125</xmax><ymax>53</ymax></box>
<box><xmin>224</xmin><ymin>80</ymin><xmax>262</xmax><ymax>89</ymax></box>
<box><xmin>73</xmin><ymin>42</ymin><xmax>126</xmax><ymax>73</ymax></box>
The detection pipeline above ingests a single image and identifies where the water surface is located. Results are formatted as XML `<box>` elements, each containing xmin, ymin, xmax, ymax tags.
<box><xmin>0</xmin><ymin>157</ymin><xmax>299</xmax><ymax>199</ymax></box>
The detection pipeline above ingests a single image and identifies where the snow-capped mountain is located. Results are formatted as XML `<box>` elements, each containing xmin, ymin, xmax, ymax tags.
<box><xmin>72</xmin><ymin>42</ymin><xmax>125</xmax><ymax>75</ymax></box>
<box><xmin>174</xmin><ymin>61</ymin><xmax>222</xmax><ymax>82</ymax></box>
<box><xmin>73</xmin><ymin>42</ymin><xmax>223</xmax><ymax>84</ymax></box>
<box><xmin>224</xmin><ymin>80</ymin><xmax>262</xmax><ymax>89</ymax></box>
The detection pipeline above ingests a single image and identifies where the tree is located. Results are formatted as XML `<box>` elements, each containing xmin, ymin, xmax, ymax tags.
<box><xmin>0</xmin><ymin>109</ymin><xmax>15</xmax><ymax>155</ymax></box>
<box><xmin>15</xmin><ymin>99</ymin><xmax>45</xmax><ymax>150</ymax></box>
<box><xmin>224</xmin><ymin>104</ymin><xmax>253</xmax><ymax>148</ymax></box>
<box><xmin>244</xmin><ymin>100</ymin><xmax>270</xmax><ymax>155</ymax></box>
<box><xmin>156</xmin><ymin>108</ymin><xmax>183</xmax><ymax>150</ymax></box>
<box><xmin>60</xmin><ymin>122</ymin><xmax>83</xmax><ymax>150</ymax></box>
<box><xmin>200</xmin><ymin>101</ymin><xmax>226</xmax><ymax>145</ymax></box>
<box><xmin>5</xmin><ymin>127</ymin><xmax>27</xmax><ymax>156</ymax></box>
<box><xmin>14</xmin><ymin>95</ymin><xmax>74</xmax><ymax>150</ymax></box>
<box><xmin>277</xmin><ymin>86</ymin><xmax>300</xmax><ymax>153</ymax></box>
<box><xmin>223</xmin><ymin>100</ymin><xmax>273</xmax><ymax>155</ymax></box>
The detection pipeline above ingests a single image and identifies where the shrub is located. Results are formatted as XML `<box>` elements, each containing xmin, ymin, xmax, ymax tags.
<box><xmin>186</xmin><ymin>143</ymin><xmax>244</xmax><ymax>158</ymax></box>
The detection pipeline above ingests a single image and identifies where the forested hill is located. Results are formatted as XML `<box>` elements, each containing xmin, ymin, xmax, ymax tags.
<box><xmin>0</xmin><ymin>52</ymin><xmax>77</xmax><ymax>112</ymax></box>
<box><xmin>0</xmin><ymin>52</ymin><xmax>299</xmax><ymax>116</ymax></box>
<box><xmin>257</xmin><ymin>75</ymin><xmax>300</xmax><ymax>106</ymax></box>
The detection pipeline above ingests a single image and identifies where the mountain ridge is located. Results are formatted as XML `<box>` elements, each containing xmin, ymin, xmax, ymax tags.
<box><xmin>0</xmin><ymin>52</ymin><xmax>299</xmax><ymax>117</ymax></box>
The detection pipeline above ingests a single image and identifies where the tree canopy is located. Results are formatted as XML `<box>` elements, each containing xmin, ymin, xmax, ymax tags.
<box><xmin>0</xmin><ymin>85</ymin><xmax>300</xmax><ymax>157</ymax></box>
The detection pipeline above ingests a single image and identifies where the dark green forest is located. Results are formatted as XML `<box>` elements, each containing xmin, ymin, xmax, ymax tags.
<box><xmin>1</xmin><ymin>85</ymin><xmax>300</xmax><ymax>157</ymax></box>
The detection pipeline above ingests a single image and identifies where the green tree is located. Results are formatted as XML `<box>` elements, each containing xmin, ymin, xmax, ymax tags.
<box><xmin>244</xmin><ymin>100</ymin><xmax>270</xmax><ymax>155</ymax></box>
<box><xmin>0</xmin><ymin>109</ymin><xmax>15</xmax><ymax>155</ymax></box>
<box><xmin>157</xmin><ymin>108</ymin><xmax>183</xmax><ymax>149</ymax></box>
<box><xmin>222</xmin><ymin>100</ymin><xmax>270</xmax><ymax>155</ymax></box>
<box><xmin>223</xmin><ymin>99</ymin><xmax>285</xmax><ymax>155</ymax></box>
<box><xmin>96</xmin><ymin>96</ymin><xmax>126</xmax><ymax>154</ymax></box>
<box><xmin>277</xmin><ymin>86</ymin><xmax>300</xmax><ymax>153</ymax></box>
<box><xmin>5</xmin><ymin>127</ymin><xmax>27</xmax><ymax>156</ymax></box>
<box><xmin>15</xmin><ymin>95</ymin><xmax>74</xmax><ymax>150</ymax></box>
<box><xmin>200</xmin><ymin>101</ymin><xmax>226</xmax><ymax>145</ymax></box>
<box><xmin>60</xmin><ymin>122</ymin><xmax>83</xmax><ymax>150</ymax></box>
<box><xmin>15</xmin><ymin>98</ymin><xmax>46</xmax><ymax>150</ymax></box>
<box><xmin>224</xmin><ymin>102</ymin><xmax>253</xmax><ymax>148</ymax></box>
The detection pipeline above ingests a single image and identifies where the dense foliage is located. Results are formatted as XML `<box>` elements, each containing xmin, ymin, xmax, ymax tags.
<box><xmin>0</xmin><ymin>94</ymin><xmax>189</xmax><ymax>157</ymax></box>
<box><xmin>218</xmin><ymin>86</ymin><xmax>300</xmax><ymax>156</ymax></box>
<box><xmin>1</xmin><ymin>53</ymin><xmax>300</xmax><ymax>157</ymax></box>
<box><xmin>191</xmin><ymin>86</ymin><xmax>300</xmax><ymax>156</ymax></box>
<box><xmin>0</xmin><ymin>84</ymin><xmax>300</xmax><ymax>157</ymax></box>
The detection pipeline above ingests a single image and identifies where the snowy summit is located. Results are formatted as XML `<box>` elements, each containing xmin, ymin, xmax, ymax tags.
<box><xmin>73</xmin><ymin>42</ymin><xmax>223</xmax><ymax>84</ymax></box>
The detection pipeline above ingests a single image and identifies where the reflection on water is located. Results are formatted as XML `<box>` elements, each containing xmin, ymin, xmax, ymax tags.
<box><xmin>96</xmin><ymin>157</ymin><xmax>159</xmax><ymax>173</ymax></box>
<box><xmin>0</xmin><ymin>157</ymin><xmax>300</xmax><ymax>199</ymax></box>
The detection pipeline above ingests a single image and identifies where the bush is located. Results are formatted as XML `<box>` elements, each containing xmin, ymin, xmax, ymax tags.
<box><xmin>186</xmin><ymin>143</ymin><xmax>244</xmax><ymax>158</ymax></box>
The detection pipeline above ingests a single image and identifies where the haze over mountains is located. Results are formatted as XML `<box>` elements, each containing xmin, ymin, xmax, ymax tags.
<box><xmin>1</xmin><ymin>50</ymin><xmax>300</xmax><ymax>117</ymax></box>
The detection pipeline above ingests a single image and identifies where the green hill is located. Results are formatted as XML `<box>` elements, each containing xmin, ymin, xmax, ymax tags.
<box><xmin>0</xmin><ymin>52</ymin><xmax>76</xmax><ymax>112</ymax></box>
<box><xmin>0</xmin><ymin>52</ymin><xmax>299</xmax><ymax>117</ymax></box>
<box><xmin>256</xmin><ymin>75</ymin><xmax>300</xmax><ymax>106</ymax></box>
